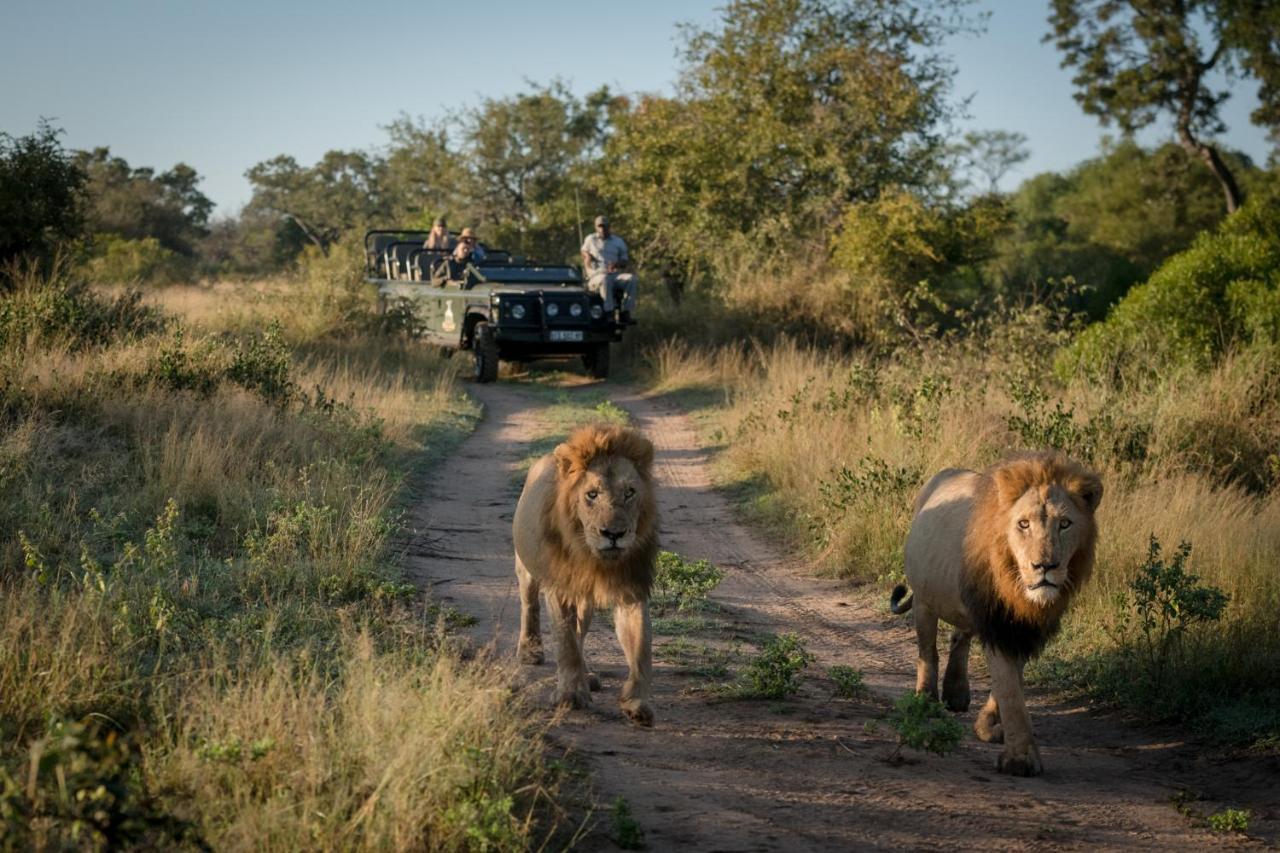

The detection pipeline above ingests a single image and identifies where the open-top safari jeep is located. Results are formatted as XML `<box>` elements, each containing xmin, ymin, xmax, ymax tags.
<box><xmin>365</xmin><ymin>229</ymin><xmax>626</xmax><ymax>382</ymax></box>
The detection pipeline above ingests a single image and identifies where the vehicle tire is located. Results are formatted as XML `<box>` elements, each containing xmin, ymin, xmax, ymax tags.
<box><xmin>472</xmin><ymin>322</ymin><xmax>499</xmax><ymax>383</ymax></box>
<box><xmin>583</xmin><ymin>343</ymin><xmax>610</xmax><ymax>380</ymax></box>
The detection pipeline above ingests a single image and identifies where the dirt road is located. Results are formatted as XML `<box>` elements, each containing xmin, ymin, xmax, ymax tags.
<box><xmin>401</xmin><ymin>377</ymin><xmax>1274</xmax><ymax>850</ymax></box>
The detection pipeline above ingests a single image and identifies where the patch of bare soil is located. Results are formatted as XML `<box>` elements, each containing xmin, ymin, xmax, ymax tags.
<box><xmin>401</xmin><ymin>378</ymin><xmax>1276</xmax><ymax>851</ymax></box>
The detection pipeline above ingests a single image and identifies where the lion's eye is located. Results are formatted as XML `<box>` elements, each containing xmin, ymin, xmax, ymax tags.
<box><xmin>1059</xmin><ymin>518</ymin><xmax>1072</xmax><ymax>530</ymax></box>
<box><xmin>1017</xmin><ymin>519</ymin><xmax>1031</xmax><ymax>530</ymax></box>
<box><xmin>624</xmin><ymin>487</ymin><xmax>636</xmax><ymax>501</ymax></box>
<box><xmin>586</xmin><ymin>490</ymin><xmax>599</xmax><ymax>501</ymax></box>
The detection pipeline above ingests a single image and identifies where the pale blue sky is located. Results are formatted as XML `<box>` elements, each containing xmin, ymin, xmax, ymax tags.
<box><xmin>1</xmin><ymin>1</ymin><xmax>1269</xmax><ymax>215</ymax></box>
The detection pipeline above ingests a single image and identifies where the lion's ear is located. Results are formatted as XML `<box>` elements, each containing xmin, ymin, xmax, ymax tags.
<box><xmin>553</xmin><ymin>443</ymin><xmax>581</xmax><ymax>478</ymax></box>
<box><xmin>1073</xmin><ymin>471</ymin><xmax>1103</xmax><ymax>512</ymax></box>
<box><xmin>631</xmin><ymin>435</ymin><xmax>655</xmax><ymax>478</ymax></box>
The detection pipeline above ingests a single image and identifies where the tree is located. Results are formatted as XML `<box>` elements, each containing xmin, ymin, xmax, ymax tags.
<box><xmin>603</xmin><ymin>0</ymin><xmax>978</xmax><ymax>278</ymax></box>
<box><xmin>957</xmin><ymin>130</ymin><xmax>1030</xmax><ymax>193</ymax></box>
<box><xmin>76</xmin><ymin>148</ymin><xmax>213</xmax><ymax>256</ymax></box>
<box><xmin>244</xmin><ymin>150</ymin><xmax>387</xmax><ymax>254</ymax></box>
<box><xmin>1048</xmin><ymin>0</ymin><xmax>1280</xmax><ymax>214</ymax></box>
<box><xmin>0</xmin><ymin>121</ymin><xmax>86</xmax><ymax>271</ymax></box>
<box><xmin>458</xmin><ymin>82</ymin><xmax>623</xmax><ymax>260</ymax></box>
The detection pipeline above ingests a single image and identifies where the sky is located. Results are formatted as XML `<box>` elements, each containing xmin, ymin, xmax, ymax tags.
<box><xmin>1</xmin><ymin>1</ymin><xmax>1271</xmax><ymax>217</ymax></box>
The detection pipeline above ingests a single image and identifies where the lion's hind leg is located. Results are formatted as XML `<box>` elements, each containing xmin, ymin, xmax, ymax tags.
<box><xmin>515</xmin><ymin>554</ymin><xmax>544</xmax><ymax>665</ymax></box>
<box><xmin>941</xmin><ymin>629</ymin><xmax>972</xmax><ymax>712</ymax></box>
<box><xmin>913</xmin><ymin>604</ymin><xmax>940</xmax><ymax>701</ymax></box>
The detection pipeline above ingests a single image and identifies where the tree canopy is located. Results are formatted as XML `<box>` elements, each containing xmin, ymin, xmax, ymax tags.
<box><xmin>76</xmin><ymin>148</ymin><xmax>213</xmax><ymax>256</ymax></box>
<box><xmin>1047</xmin><ymin>0</ymin><xmax>1280</xmax><ymax>213</ymax></box>
<box><xmin>0</xmin><ymin>122</ymin><xmax>85</xmax><ymax>272</ymax></box>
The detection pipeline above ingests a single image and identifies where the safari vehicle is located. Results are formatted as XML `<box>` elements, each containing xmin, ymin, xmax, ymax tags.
<box><xmin>365</xmin><ymin>229</ymin><xmax>626</xmax><ymax>382</ymax></box>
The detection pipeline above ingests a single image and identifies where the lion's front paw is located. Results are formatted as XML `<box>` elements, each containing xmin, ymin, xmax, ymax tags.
<box><xmin>942</xmin><ymin>684</ymin><xmax>971</xmax><ymax>713</ymax></box>
<box><xmin>517</xmin><ymin>641</ymin><xmax>544</xmax><ymax>665</ymax></box>
<box><xmin>555</xmin><ymin>686</ymin><xmax>591</xmax><ymax>710</ymax></box>
<box><xmin>996</xmin><ymin>744</ymin><xmax>1042</xmax><ymax>777</ymax></box>
<box><xmin>620</xmin><ymin>698</ymin><xmax>654</xmax><ymax>727</ymax></box>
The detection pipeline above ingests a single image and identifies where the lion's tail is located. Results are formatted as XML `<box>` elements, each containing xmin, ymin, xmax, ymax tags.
<box><xmin>889</xmin><ymin>584</ymin><xmax>913</xmax><ymax>615</ymax></box>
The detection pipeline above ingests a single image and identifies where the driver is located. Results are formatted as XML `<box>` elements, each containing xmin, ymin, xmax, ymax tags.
<box><xmin>580</xmin><ymin>215</ymin><xmax>637</xmax><ymax>322</ymax></box>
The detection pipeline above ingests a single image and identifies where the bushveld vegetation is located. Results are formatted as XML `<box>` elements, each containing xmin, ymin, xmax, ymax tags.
<box><xmin>4</xmin><ymin>0</ymin><xmax>1280</xmax><ymax>843</ymax></box>
<box><xmin>0</xmin><ymin>255</ymin><xmax>562</xmax><ymax>848</ymax></box>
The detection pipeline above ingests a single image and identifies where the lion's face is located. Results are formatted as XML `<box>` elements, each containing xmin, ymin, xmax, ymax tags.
<box><xmin>1005</xmin><ymin>484</ymin><xmax>1092</xmax><ymax>607</ymax></box>
<box><xmin>572</xmin><ymin>456</ymin><xmax>648</xmax><ymax>560</ymax></box>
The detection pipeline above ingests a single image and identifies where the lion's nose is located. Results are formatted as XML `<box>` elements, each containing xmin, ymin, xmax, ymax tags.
<box><xmin>1033</xmin><ymin>561</ymin><xmax>1060</xmax><ymax>572</ymax></box>
<box><xmin>600</xmin><ymin>528</ymin><xmax>626</xmax><ymax>543</ymax></box>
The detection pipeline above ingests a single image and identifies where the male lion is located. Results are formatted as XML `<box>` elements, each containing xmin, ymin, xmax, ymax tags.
<box><xmin>512</xmin><ymin>422</ymin><xmax>659</xmax><ymax>726</ymax></box>
<box><xmin>892</xmin><ymin>451</ymin><xmax>1102</xmax><ymax>776</ymax></box>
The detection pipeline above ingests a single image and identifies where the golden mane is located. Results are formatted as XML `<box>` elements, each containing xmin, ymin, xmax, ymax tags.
<box><xmin>960</xmin><ymin>451</ymin><xmax>1102</xmax><ymax>658</ymax></box>
<box><xmin>539</xmin><ymin>423</ymin><xmax>658</xmax><ymax>608</ymax></box>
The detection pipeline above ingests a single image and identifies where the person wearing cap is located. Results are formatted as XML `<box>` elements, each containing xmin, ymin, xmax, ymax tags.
<box><xmin>580</xmin><ymin>215</ymin><xmax>637</xmax><ymax>321</ymax></box>
<box><xmin>424</xmin><ymin>217</ymin><xmax>455</xmax><ymax>251</ymax></box>
<box><xmin>452</xmin><ymin>227</ymin><xmax>487</xmax><ymax>263</ymax></box>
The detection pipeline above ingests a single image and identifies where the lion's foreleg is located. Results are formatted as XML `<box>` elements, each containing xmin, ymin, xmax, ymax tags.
<box><xmin>613</xmin><ymin>600</ymin><xmax>654</xmax><ymax>727</ymax></box>
<box><xmin>913</xmin><ymin>605</ymin><xmax>940</xmax><ymax>700</ymax></box>
<box><xmin>515</xmin><ymin>555</ymin><xmax>544</xmax><ymax>665</ymax></box>
<box><xmin>986</xmin><ymin>648</ymin><xmax>1041</xmax><ymax>776</ymax></box>
<box><xmin>942</xmin><ymin>630</ymin><xmax>972</xmax><ymax>712</ymax></box>
<box><xmin>546</xmin><ymin>595</ymin><xmax>591</xmax><ymax>709</ymax></box>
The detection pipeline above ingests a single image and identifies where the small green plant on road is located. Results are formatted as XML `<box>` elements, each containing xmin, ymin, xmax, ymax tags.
<box><xmin>610</xmin><ymin>796</ymin><xmax>645</xmax><ymax>849</ymax></box>
<box><xmin>828</xmin><ymin>665</ymin><xmax>867</xmax><ymax>699</ymax></box>
<box><xmin>1207</xmin><ymin>808</ymin><xmax>1251</xmax><ymax>833</ymax></box>
<box><xmin>736</xmin><ymin>634</ymin><xmax>814</xmax><ymax>700</ymax></box>
<box><xmin>887</xmin><ymin>693</ymin><xmax>964</xmax><ymax>762</ymax></box>
<box><xmin>653</xmin><ymin>551</ymin><xmax>724</xmax><ymax>613</ymax></box>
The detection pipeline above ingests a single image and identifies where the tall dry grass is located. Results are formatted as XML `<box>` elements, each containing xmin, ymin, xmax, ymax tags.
<box><xmin>0</xmin><ymin>259</ymin><xmax>562</xmax><ymax>850</ymax></box>
<box><xmin>635</xmin><ymin>297</ymin><xmax>1280</xmax><ymax>743</ymax></box>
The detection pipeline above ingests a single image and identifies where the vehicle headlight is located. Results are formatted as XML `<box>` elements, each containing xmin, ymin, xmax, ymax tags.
<box><xmin>569</xmin><ymin>303</ymin><xmax>583</xmax><ymax>317</ymax></box>
<box><xmin>546</xmin><ymin>303</ymin><xmax>560</xmax><ymax>317</ymax></box>
<box><xmin>511</xmin><ymin>304</ymin><xmax>526</xmax><ymax>320</ymax></box>
<box><xmin>590</xmin><ymin>305</ymin><xmax>604</xmax><ymax>319</ymax></box>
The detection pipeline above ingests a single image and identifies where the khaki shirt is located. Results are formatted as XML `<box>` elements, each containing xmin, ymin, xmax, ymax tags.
<box><xmin>581</xmin><ymin>233</ymin><xmax>628</xmax><ymax>274</ymax></box>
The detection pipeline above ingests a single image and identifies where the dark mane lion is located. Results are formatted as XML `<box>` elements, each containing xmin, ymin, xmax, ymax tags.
<box><xmin>960</xmin><ymin>451</ymin><xmax>1102</xmax><ymax>659</ymax></box>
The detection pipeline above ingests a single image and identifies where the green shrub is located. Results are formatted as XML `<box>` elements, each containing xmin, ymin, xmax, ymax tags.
<box><xmin>1061</xmin><ymin>185</ymin><xmax>1280</xmax><ymax>380</ymax></box>
<box><xmin>1207</xmin><ymin>808</ymin><xmax>1251</xmax><ymax>833</ymax></box>
<box><xmin>0</xmin><ymin>718</ymin><xmax>196</xmax><ymax>850</ymax></box>
<box><xmin>1116</xmin><ymin>536</ymin><xmax>1228</xmax><ymax>694</ymax></box>
<box><xmin>610</xmin><ymin>796</ymin><xmax>645</xmax><ymax>849</ymax></box>
<box><xmin>0</xmin><ymin>265</ymin><xmax>162</xmax><ymax>350</ymax></box>
<box><xmin>86</xmin><ymin>235</ymin><xmax>190</xmax><ymax>284</ymax></box>
<box><xmin>652</xmin><ymin>551</ymin><xmax>724</xmax><ymax>613</ymax></box>
<box><xmin>739</xmin><ymin>634</ymin><xmax>813</xmax><ymax>700</ymax></box>
<box><xmin>888</xmin><ymin>692</ymin><xmax>964</xmax><ymax>759</ymax></box>
<box><xmin>827</xmin><ymin>665</ymin><xmax>866</xmax><ymax>699</ymax></box>
<box><xmin>227</xmin><ymin>319</ymin><xmax>295</xmax><ymax>403</ymax></box>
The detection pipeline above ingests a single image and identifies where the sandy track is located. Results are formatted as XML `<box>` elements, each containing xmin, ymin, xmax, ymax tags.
<box><xmin>401</xmin><ymin>378</ymin><xmax>1272</xmax><ymax>851</ymax></box>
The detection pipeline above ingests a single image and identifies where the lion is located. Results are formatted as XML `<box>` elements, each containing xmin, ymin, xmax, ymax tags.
<box><xmin>891</xmin><ymin>451</ymin><xmax>1102</xmax><ymax>776</ymax></box>
<box><xmin>512</xmin><ymin>422</ymin><xmax>659</xmax><ymax>726</ymax></box>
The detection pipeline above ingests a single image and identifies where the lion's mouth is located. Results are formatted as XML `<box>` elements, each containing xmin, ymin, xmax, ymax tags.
<box><xmin>1028</xmin><ymin>580</ymin><xmax>1058</xmax><ymax>590</ymax></box>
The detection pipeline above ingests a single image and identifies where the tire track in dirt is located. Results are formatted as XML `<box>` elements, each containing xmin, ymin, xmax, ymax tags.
<box><xmin>401</xmin><ymin>378</ymin><xmax>1269</xmax><ymax>851</ymax></box>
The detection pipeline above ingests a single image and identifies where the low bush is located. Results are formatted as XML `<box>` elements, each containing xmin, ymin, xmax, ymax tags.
<box><xmin>1062</xmin><ymin>184</ymin><xmax>1280</xmax><ymax>381</ymax></box>
<box><xmin>887</xmin><ymin>693</ymin><xmax>964</xmax><ymax>760</ymax></box>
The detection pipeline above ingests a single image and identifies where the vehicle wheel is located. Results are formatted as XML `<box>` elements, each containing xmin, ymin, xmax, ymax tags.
<box><xmin>472</xmin><ymin>322</ymin><xmax>499</xmax><ymax>383</ymax></box>
<box><xmin>583</xmin><ymin>343</ymin><xmax>610</xmax><ymax>380</ymax></box>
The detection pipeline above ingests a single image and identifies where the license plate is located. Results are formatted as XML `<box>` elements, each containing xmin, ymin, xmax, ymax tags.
<box><xmin>549</xmin><ymin>330</ymin><xmax>583</xmax><ymax>342</ymax></box>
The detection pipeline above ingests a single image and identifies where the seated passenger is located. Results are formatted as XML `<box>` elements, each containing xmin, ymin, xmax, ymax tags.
<box><xmin>580</xmin><ymin>215</ymin><xmax>637</xmax><ymax>322</ymax></box>
<box><xmin>452</xmin><ymin>227</ymin><xmax>487</xmax><ymax>263</ymax></box>
<box><xmin>424</xmin><ymin>217</ymin><xmax>455</xmax><ymax>251</ymax></box>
